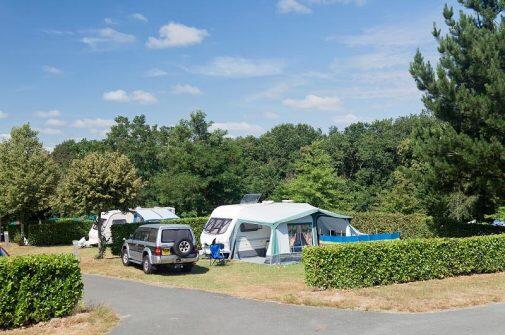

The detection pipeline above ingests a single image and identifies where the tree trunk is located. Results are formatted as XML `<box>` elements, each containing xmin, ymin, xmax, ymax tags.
<box><xmin>19</xmin><ymin>220</ymin><xmax>25</xmax><ymax>245</ymax></box>
<box><xmin>96</xmin><ymin>212</ymin><xmax>106</xmax><ymax>259</ymax></box>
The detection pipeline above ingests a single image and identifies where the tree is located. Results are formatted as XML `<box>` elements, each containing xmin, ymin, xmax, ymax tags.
<box><xmin>239</xmin><ymin>123</ymin><xmax>323</xmax><ymax>197</ymax></box>
<box><xmin>152</xmin><ymin>111</ymin><xmax>243</xmax><ymax>215</ymax></box>
<box><xmin>51</xmin><ymin>138</ymin><xmax>106</xmax><ymax>170</ymax></box>
<box><xmin>0</xmin><ymin>125</ymin><xmax>58</xmax><ymax>238</ymax></box>
<box><xmin>410</xmin><ymin>1</ymin><xmax>505</xmax><ymax>221</ymax></box>
<box><xmin>273</xmin><ymin>142</ymin><xmax>351</xmax><ymax>211</ymax></box>
<box><xmin>56</xmin><ymin>152</ymin><xmax>142</xmax><ymax>258</ymax></box>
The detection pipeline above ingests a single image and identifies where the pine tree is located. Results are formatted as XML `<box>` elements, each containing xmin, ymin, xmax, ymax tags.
<box><xmin>410</xmin><ymin>0</ymin><xmax>505</xmax><ymax>221</ymax></box>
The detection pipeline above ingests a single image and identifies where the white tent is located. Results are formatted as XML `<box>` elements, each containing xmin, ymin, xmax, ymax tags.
<box><xmin>200</xmin><ymin>201</ymin><xmax>360</xmax><ymax>264</ymax></box>
<box><xmin>80</xmin><ymin>206</ymin><xmax>179</xmax><ymax>247</ymax></box>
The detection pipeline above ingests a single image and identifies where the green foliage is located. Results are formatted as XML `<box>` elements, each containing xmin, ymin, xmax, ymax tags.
<box><xmin>28</xmin><ymin>220</ymin><xmax>93</xmax><ymax>246</ymax></box>
<box><xmin>0</xmin><ymin>125</ymin><xmax>58</xmax><ymax>227</ymax></box>
<box><xmin>151</xmin><ymin>111</ymin><xmax>243</xmax><ymax>215</ymax></box>
<box><xmin>0</xmin><ymin>254</ymin><xmax>83</xmax><ymax>329</ymax></box>
<box><xmin>273</xmin><ymin>142</ymin><xmax>351</xmax><ymax>211</ymax></box>
<box><xmin>239</xmin><ymin>124</ymin><xmax>323</xmax><ymax>197</ymax></box>
<box><xmin>303</xmin><ymin>234</ymin><xmax>505</xmax><ymax>289</ymax></box>
<box><xmin>410</xmin><ymin>1</ymin><xmax>505</xmax><ymax>221</ymax></box>
<box><xmin>350</xmin><ymin>212</ymin><xmax>437</xmax><ymax>239</ymax></box>
<box><xmin>109</xmin><ymin>217</ymin><xmax>208</xmax><ymax>255</ymax></box>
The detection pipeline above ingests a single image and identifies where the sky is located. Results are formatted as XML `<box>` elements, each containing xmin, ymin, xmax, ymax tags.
<box><xmin>0</xmin><ymin>0</ymin><xmax>456</xmax><ymax>148</ymax></box>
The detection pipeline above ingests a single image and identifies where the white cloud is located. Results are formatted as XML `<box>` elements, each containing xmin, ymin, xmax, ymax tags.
<box><xmin>263</xmin><ymin>111</ymin><xmax>280</xmax><ymax>120</ymax></box>
<box><xmin>103</xmin><ymin>89</ymin><xmax>157</xmax><ymax>104</ymax></box>
<box><xmin>131</xmin><ymin>90</ymin><xmax>158</xmax><ymax>104</ymax></box>
<box><xmin>171</xmin><ymin>84</ymin><xmax>202</xmax><ymax>95</ymax></box>
<box><xmin>210</xmin><ymin>122</ymin><xmax>264</xmax><ymax>135</ymax></box>
<box><xmin>247</xmin><ymin>82</ymin><xmax>295</xmax><ymax>101</ymax></box>
<box><xmin>0</xmin><ymin>133</ymin><xmax>11</xmax><ymax>142</ymax></box>
<box><xmin>42</xmin><ymin>65</ymin><xmax>63</xmax><ymax>75</ymax></box>
<box><xmin>146</xmin><ymin>22</ymin><xmax>208</xmax><ymax>49</ymax></box>
<box><xmin>41</xmin><ymin>29</ymin><xmax>74</xmax><ymax>36</ymax></box>
<box><xmin>0</xmin><ymin>111</ymin><xmax>7</xmax><ymax>119</ymax></box>
<box><xmin>330</xmin><ymin>51</ymin><xmax>413</xmax><ymax>71</ymax></box>
<box><xmin>308</xmin><ymin>0</ymin><xmax>366</xmax><ymax>6</ymax></box>
<box><xmin>35</xmin><ymin>110</ymin><xmax>61</xmax><ymax>118</ymax></box>
<box><xmin>130</xmin><ymin>13</ymin><xmax>148</xmax><ymax>22</ymax></box>
<box><xmin>283</xmin><ymin>94</ymin><xmax>341</xmax><ymax>111</ymax></box>
<box><xmin>72</xmin><ymin>118</ymin><xmax>115</xmax><ymax>129</ymax></box>
<box><xmin>88</xmin><ymin>128</ymin><xmax>109</xmax><ymax>137</ymax></box>
<box><xmin>38</xmin><ymin>127</ymin><xmax>63</xmax><ymax>135</ymax></box>
<box><xmin>144</xmin><ymin>68</ymin><xmax>168</xmax><ymax>77</ymax></box>
<box><xmin>81</xmin><ymin>28</ymin><xmax>135</xmax><ymax>50</ymax></box>
<box><xmin>103</xmin><ymin>89</ymin><xmax>129</xmax><ymax>103</ymax></box>
<box><xmin>45</xmin><ymin>118</ymin><xmax>66</xmax><ymax>127</ymax></box>
<box><xmin>104</xmin><ymin>18</ymin><xmax>117</xmax><ymax>26</ymax></box>
<box><xmin>332</xmin><ymin>113</ymin><xmax>362</xmax><ymax>128</ymax></box>
<box><xmin>196</xmin><ymin>57</ymin><xmax>284</xmax><ymax>78</ymax></box>
<box><xmin>277</xmin><ymin>0</ymin><xmax>312</xmax><ymax>14</ymax></box>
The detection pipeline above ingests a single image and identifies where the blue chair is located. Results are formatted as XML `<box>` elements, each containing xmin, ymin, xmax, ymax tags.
<box><xmin>209</xmin><ymin>244</ymin><xmax>225</xmax><ymax>265</ymax></box>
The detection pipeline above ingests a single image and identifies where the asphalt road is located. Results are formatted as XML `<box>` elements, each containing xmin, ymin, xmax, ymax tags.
<box><xmin>83</xmin><ymin>274</ymin><xmax>505</xmax><ymax>335</ymax></box>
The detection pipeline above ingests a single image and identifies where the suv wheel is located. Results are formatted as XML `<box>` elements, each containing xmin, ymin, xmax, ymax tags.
<box><xmin>121</xmin><ymin>248</ymin><xmax>130</xmax><ymax>266</ymax></box>
<box><xmin>181</xmin><ymin>263</ymin><xmax>194</xmax><ymax>273</ymax></box>
<box><xmin>174</xmin><ymin>238</ymin><xmax>194</xmax><ymax>257</ymax></box>
<box><xmin>142</xmin><ymin>255</ymin><xmax>154</xmax><ymax>274</ymax></box>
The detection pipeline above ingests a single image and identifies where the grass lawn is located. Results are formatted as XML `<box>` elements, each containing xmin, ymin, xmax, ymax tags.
<box><xmin>4</xmin><ymin>243</ymin><xmax>505</xmax><ymax>313</ymax></box>
<box><xmin>0</xmin><ymin>305</ymin><xmax>118</xmax><ymax>335</ymax></box>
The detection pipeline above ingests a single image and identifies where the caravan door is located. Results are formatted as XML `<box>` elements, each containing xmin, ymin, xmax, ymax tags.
<box><xmin>287</xmin><ymin>223</ymin><xmax>313</xmax><ymax>252</ymax></box>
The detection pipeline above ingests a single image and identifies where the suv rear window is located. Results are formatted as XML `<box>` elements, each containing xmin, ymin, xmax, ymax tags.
<box><xmin>161</xmin><ymin>229</ymin><xmax>192</xmax><ymax>243</ymax></box>
<box><xmin>204</xmin><ymin>218</ymin><xmax>232</xmax><ymax>234</ymax></box>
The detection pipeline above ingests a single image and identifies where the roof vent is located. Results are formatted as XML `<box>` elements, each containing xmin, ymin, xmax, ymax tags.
<box><xmin>262</xmin><ymin>200</ymin><xmax>275</xmax><ymax>204</ymax></box>
<box><xmin>282</xmin><ymin>199</ymin><xmax>294</xmax><ymax>203</ymax></box>
<box><xmin>240</xmin><ymin>193</ymin><xmax>262</xmax><ymax>204</ymax></box>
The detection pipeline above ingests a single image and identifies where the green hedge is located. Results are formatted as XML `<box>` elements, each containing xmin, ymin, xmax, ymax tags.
<box><xmin>110</xmin><ymin>217</ymin><xmax>208</xmax><ymax>255</ymax></box>
<box><xmin>0</xmin><ymin>254</ymin><xmax>83</xmax><ymax>329</ymax></box>
<box><xmin>28</xmin><ymin>220</ymin><xmax>93</xmax><ymax>246</ymax></box>
<box><xmin>350</xmin><ymin>212</ymin><xmax>505</xmax><ymax>239</ymax></box>
<box><xmin>303</xmin><ymin>234</ymin><xmax>505</xmax><ymax>289</ymax></box>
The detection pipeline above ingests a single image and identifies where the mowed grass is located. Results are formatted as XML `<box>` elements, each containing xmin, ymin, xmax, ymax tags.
<box><xmin>4</xmin><ymin>243</ymin><xmax>505</xmax><ymax>313</ymax></box>
<box><xmin>0</xmin><ymin>304</ymin><xmax>118</xmax><ymax>335</ymax></box>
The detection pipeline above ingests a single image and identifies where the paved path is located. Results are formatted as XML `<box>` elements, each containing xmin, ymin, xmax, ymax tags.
<box><xmin>84</xmin><ymin>275</ymin><xmax>505</xmax><ymax>335</ymax></box>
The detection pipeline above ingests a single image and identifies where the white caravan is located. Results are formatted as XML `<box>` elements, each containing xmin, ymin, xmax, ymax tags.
<box><xmin>80</xmin><ymin>207</ymin><xmax>179</xmax><ymax>247</ymax></box>
<box><xmin>200</xmin><ymin>201</ymin><xmax>361</xmax><ymax>264</ymax></box>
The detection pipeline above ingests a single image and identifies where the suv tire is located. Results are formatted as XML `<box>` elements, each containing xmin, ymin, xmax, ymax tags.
<box><xmin>181</xmin><ymin>263</ymin><xmax>194</xmax><ymax>273</ymax></box>
<box><xmin>174</xmin><ymin>238</ymin><xmax>193</xmax><ymax>257</ymax></box>
<box><xmin>121</xmin><ymin>248</ymin><xmax>130</xmax><ymax>266</ymax></box>
<box><xmin>142</xmin><ymin>255</ymin><xmax>154</xmax><ymax>274</ymax></box>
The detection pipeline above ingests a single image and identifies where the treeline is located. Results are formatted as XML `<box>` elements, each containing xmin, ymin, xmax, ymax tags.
<box><xmin>47</xmin><ymin>112</ymin><xmax>433</xmax><ymax>217</ymax></box>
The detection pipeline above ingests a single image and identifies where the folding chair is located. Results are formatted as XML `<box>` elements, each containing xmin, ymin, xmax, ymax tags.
<box><xmin>209</xmin><ymin>243</ymin><xmax>226</xmax><ymax>265</ymax></box>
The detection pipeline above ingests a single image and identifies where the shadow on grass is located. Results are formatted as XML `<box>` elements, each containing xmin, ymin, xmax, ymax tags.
<box><xmin>128</xmin><ymin>263</ymin><xmax>210</xmax><ymax>276</ymax></box>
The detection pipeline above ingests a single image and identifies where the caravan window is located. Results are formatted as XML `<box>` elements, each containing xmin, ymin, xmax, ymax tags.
<box><xmin>112</xmin><ymin>219</ymin><xmax>127</xmax><ymax>225</ymax></box>
<box><xmin>240</xmin><ymin>223</ymin><xmax>261</xmax><ymax>232</ymax></box>
<box><xmin>204</xmin><ymin>218</ymin><xmax>232</xmax><ymax>234</ymax></box>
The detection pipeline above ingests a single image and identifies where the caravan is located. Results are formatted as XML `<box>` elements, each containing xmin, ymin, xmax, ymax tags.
<box><xmin>200</xmin><ymin>200</ymin><xmax>362</xmax><ymax>264</ymax></box>
<box><xmin>80</xmin><ymin>207</ymin><xmax>179</xmax><ymax>247</ymax></box>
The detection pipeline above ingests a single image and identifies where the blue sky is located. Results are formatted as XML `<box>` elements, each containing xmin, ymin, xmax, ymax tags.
<box><xmin>0</xmin><ymin>0</ymin><xmax>454</xmax><ymax>148</ymax></box>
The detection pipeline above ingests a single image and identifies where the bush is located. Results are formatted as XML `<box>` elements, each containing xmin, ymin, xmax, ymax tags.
<box><xmin>28</xmin><ymin>220</ymin><xmax>93</xmax><ymax>246</ymax></box>
<box><xmin>303</xmin><ymin>234</ymin><xmax>505</xmax><ymax>289</ymax></box>
<box><xmin>0</xmin><ymin>254</ymin><xmax>83</xmax><ymax>329</ymax></box>
<box><xmin>349</xmin><ymin>212</ymin><xmax>505</xmax><ymax>239</ymax></box>
<box><xmin>110</xmin><ymin>217</ymin><xmax>208</xmax><ymax>255</ymax></box>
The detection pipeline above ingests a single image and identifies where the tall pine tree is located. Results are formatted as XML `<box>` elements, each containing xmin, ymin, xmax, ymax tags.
<box><xmin>410</xmin><ymin>0</ymin><xmax>505</xmax><ymax>221</ymax></box>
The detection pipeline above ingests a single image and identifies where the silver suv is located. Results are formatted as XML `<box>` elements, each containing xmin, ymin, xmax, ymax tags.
<box><xmin>121</xmin><ymin>223</ymin><xmax>199</xmax><ymax>274</ymax></box>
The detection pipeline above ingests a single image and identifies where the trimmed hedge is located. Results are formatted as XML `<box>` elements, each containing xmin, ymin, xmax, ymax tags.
<box><xmin>0</xmin><ymin>254</ymin><xmax>83</xmax><ymax>329</ymax></box>
<box><xmin>28</xmin><ymin>220</ymin><xmax>93</xmax><ymax>246</ymax></box>
<box><xmin>110</xmin><ymin>217</ymin><xmax>208</xmax><ymax>255</ymax></box>
<box><xmin>303</xmin><ymin>234</ymin><xmax>505</xmax><ymax>289</ymax></box>
<box><xmin>350</xmin><ymin>212</ymin><xmax>505</xmax><ymax>239</ymax></box>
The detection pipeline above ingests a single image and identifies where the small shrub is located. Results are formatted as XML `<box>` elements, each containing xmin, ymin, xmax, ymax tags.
<box><xmin>0</xmin><ymin>254</ymin><xmax>83</xmax><ymax>329</ymax></box>
<box><xmin>28</xmin><ymin>220</ymin><xmax>93</xmax><ymax>246</ymax></box>
<box><xmin>303</xmin><ymin>234</ymin><xmax>505</xmax><ymax>289</ymax></box>
<box><xmin>110</xmin><ymin>217</ymin><xmax>208</xmax><ymax>255</ymax></box>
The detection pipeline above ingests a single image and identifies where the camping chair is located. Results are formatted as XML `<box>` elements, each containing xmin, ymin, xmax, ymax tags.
<box><xmin>209</xmin><ymin>243</ymin><xmax>226</xmax><ymax>266</ymax></box>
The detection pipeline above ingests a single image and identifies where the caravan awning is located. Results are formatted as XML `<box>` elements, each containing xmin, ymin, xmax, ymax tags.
<box><xmin>134</xmin><ymin>207</ymin><xmax>179</xmax><ymax>221</ymax></box>
<box><xmin>231</xmin><ymin>203</ymin><xmax>351</xmax><ymax>226</ymax></box>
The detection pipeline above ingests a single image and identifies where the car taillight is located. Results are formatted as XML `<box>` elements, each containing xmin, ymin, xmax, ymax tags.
<box><xmin>154</xmin><ymin>247</ymin><xmax>162</xmax><ymax>256</ymax></box>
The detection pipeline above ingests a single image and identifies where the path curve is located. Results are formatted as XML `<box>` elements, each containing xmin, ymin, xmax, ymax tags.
<box><xmin>83</xmin><ymin>274</ymin><xmax>505</xmax><ymax>335</ymax></box>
